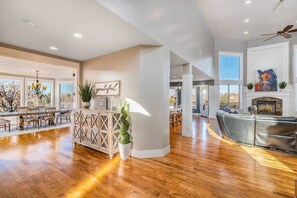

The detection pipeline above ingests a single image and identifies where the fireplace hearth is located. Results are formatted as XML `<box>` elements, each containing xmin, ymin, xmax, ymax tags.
<box><xmin>257</xmin><ymin>101</ymin><xmax>276</xmax><ymax>115</ymax></box>
<box><xmin>252</xmin><ymin>97</ymin><xmax>282</xmax><ymax>115</ymax></box>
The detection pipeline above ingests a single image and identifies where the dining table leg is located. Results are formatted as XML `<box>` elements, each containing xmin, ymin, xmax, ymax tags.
<box><xmin>18</xmin><ymin>116</ymin><xmax>24</xmax><ymax>131</ymax></box>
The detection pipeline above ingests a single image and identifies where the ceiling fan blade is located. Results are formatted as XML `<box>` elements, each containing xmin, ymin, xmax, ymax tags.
<box><xmin>288</xmin><ymin>28</ymin><xmax>297</xmax><ymax>33</ymax></box>
<box><xmin>281</xmin><ymin>33</ymin><xmax>292</xmax><ymax>39</ymax></box>
<box><xmin>261</xmin><ymin>33</ymin><xmax>278</xmax><ymax>36</ymax></box>
<box><xmin>263</xmin><ymin>35</ymin><xmax>279</xmax><ymax>42</ymax></box>
<box><xmin>282</xmin><ymin>25</ymin><xmax>294</xmax><ymax>32</ymax></box>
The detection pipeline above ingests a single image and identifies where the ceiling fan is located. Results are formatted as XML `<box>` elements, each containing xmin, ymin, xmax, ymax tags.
<box><xmin>261</xmin><ymin>0</ymin><xmax>297</xmax><ymax>42</ymax></box>
<box><xmin>262</xmin><ymin>25</ymin><xmax>297</xmax><ymax>42</ymax></box>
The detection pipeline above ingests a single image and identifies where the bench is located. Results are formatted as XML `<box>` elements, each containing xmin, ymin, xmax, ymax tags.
<box><xmin>0</xmin><ymin>119</ymin><xmax>11</xmax><ymax>132</ymax></box>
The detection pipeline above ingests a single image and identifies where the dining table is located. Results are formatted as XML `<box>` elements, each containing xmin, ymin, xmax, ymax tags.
<box><xmin>0</xmin><ymin>109</ymin><xmax>68</xmax><ymax>130</ymax></box>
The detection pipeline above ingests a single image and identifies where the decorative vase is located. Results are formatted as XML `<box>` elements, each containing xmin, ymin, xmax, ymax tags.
<box><xmin>82</xmin><ymin>102</ymin><xmax>90</xmax><ymax>109</ymax></box>
<box><xmin>118</xmin><ymin>142</ymin><xmax>131</xmax><ymax>160</ymax></box>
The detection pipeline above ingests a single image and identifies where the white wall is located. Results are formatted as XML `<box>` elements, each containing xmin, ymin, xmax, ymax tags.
<box><xmin>247</xmin><ymin>36</ymin><xmax>297</xmax><ymax>84</ymax></box>
<box><xmin>96</xmin><ymin>0</ymin><xmax>215</xmax><ymax>79</ymax></box>
<box><xmin>138</xmin><ymin>46</ymin><xmax>170</xmax><ymax>151</ymax></box>
<box><xmin>82</xmin><ymin>45</ymin><xmax>170</xmax><ymax>158</ymax></box>
<box><xmin>208</xmin><ymin>85</ymin><xmax>219</xmax><ymax>119</ymax></box>
<box><xmin>245</xmin><ymin>42</ymin><xmax>294</xmax><ymax>115</ymax></box>
<box><xmin>247</xmin><ymin>42</ymin><xmax>289</xmax><ymax>84</ymax></box>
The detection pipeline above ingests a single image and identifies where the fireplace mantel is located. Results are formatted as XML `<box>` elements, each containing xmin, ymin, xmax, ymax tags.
<box><xmin>245</xmin><ymin>90</ymin><xmax>291</xmax><ymax>97</ymax></box>
<box><xmin>244</xmin><ymin>88</ymin><xmax>292</xmax><ymax>116</ymax></box>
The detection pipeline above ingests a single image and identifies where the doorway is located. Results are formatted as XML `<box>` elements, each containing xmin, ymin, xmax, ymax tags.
<box><xmin>192</xmin><ymin>85</ymin><xmax>209</xmax><ymax>117</ymax></box>
<box><xmin>198</xmin><ymin>85</ymin><xmax>209</xmax><ymax>117</ymax></box>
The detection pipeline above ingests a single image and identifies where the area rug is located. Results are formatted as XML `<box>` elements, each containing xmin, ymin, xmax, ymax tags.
<box><xmin>0</xmin><ymin>123</ymin><xmax>71</xmax><ymax>138</ymax></box>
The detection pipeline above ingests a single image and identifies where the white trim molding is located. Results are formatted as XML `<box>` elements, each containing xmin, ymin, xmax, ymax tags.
<box><xmin>131</xmin><ymin>145</ymin><xmax>170</xmax><ymax>158</ymax></box>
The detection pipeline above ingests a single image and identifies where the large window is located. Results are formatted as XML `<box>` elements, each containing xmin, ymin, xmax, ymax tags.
<box><xmin>26</xmin><ymin>79</ymin><xmax>54</xmax><ymax>107</ymax></box>
<box><xmin>219</xmin><ymin>52</ymin><xmax>243</xmax><ymax>109</ymax></box>
<box><xmin>0</xmin><ymin>78</ymin><xmax>22</xmax><ymax>112</ymax></box>
<box><xmin>59</xmin><ymin>82</ymin><xmax>74</xmax><ymax>110</ymax></box>
<box><xmin>220</xmin><ymin>85</ymin><xmax>241</xmax><ymax>109</ymax></box>
<box><xmin>192</xmin><ymin>88</ymin><xmax>196</xmax><ymax>109</ymax></box>
<box><xmin>169</xmin><ymin>88</ymin><xmax>177</xmax><ymax>107</ymax></box>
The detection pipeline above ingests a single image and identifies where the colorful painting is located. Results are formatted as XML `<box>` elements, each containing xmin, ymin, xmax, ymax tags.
<box><xmin>255</xmin><ymin>69</ymin><xmax>277</xmax><ymax>92</ymax></box>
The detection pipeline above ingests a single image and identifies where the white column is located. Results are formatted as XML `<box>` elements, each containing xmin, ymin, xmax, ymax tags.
<box><xmin>182</xmin><ymin>64</ymin><xmax>193</xmax><ymax>137</ymax></box>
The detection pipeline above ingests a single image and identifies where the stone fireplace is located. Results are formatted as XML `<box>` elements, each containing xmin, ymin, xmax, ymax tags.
<box><xmin>252</xmin><ymin>97</ymin><xmax>282</xmax><ymax>115</ymax></box>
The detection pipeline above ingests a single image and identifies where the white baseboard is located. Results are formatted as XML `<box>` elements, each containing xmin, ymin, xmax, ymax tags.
<box><xmin>131</xmin><ymin>145</ymin><xmax>170</xmax><ymax>158</ymax></box>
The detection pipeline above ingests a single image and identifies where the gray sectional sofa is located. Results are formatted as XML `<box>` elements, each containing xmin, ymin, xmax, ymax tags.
<box><xmin>216</xmin><ymin>110</ymin><xmax>297</xmax><ymax>152</ymax></box>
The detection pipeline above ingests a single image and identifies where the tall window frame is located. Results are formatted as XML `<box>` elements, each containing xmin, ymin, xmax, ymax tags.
<box><xmin>219</xmin><ymin>51</ymin><xmax>243</xmax><ymax>109</ymax></box>
<box><xmin>55</xmin><ymin>80</ymin><xmax>75</xmax><ymax>110</ymax></box>
<box><xmin>0</xmin><ymin>75</ymin><xmax>24</xmax><ymax>112</ymax></box>
<box><xmin>25</xmin><ymin>78</ymin><xmax>54</xmax><ymax>107</ymax></box>
<box><xmin>293</xmin><ymin>45</ymin><xmax>297</xmax><ymax>112</ymax></box>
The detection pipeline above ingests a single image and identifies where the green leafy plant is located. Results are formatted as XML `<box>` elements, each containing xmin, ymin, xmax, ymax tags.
<box><xmin>77</xmin><ymin>81</ymin><xmax>96</xmax><ymax>102</ymax></box>
<box><xmin>247</xmin><ymin>83</ymin><xmax>254</xmax><ymax>90</ymax></box>
<box><xmin>278</xmin><ymin>81</ymin><xmax>287</xmax><ymax>89</ymax></box>
<box><xmin>119</xmin><ymin>101</ymin><xmax>131</xmax><ymax>144</ymax></box>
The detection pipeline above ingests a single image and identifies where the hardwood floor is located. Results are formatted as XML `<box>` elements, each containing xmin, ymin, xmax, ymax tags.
<box><xmin>0</xmin><ymin>116</ymin><xmax>296</xmax><ymax>197</ymax></box>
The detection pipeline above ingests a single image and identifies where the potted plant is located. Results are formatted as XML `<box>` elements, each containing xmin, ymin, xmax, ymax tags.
<box><xmin>278</xmin><ymin>81</ymin><xmax>287</xmax><ymax>90</ymax></box>
<box><xmin>247</xmin><ymin>83</ymin><xmax>254</xmax><ymax>90</ymax></box>
<box><xmin>118</xmin><ymin>100</ymin><xmax>131</xmax><ymax>160</ymax></box>
<box><xmin>77</xmin><ymin>81</ymin><xmax>96</xmax><ymax>109</ymax></box>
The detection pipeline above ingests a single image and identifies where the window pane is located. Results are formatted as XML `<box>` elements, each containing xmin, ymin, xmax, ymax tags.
<box><xmin>28</xmin><ymin>81</ymin><xmax>52</xmax><ymax>107</ymax></box>
<box><xmin>229</xmin><ymin>85</ymin><xmax>240</xmax><ymax>109</ymax></box>
<box><xmin>0</xmin><ymin>79</ymin><xmax>21</xmax><ymax>112</ymax></box>
<box><xmin>59</xmin><ymin>83</ymin><xmax>73</xmax><ymax>109</ymax></box>
<box><xmin>219</xmin><ymin>55</ymin><xmax>240</xmax><ymax>80</ymax></box>
<box><xmin>169</xmin><ymin>89</ymin><xmax>176</xmax><ymax>107</ymax></box>
<box><xmin>192</xmin><ymin>88</ymin><xmax>196</xmax><ymax>109</ymax></box>
<box><xmin>219</xmin><ymin>85</ymin><xmax>228</xmax><ymax>109</ymax></box>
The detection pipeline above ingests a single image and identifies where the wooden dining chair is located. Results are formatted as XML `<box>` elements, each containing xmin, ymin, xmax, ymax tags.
<box><xmin>0</xmin><ymin>119</ymin><xmax>11</xmax><ymax>132</ymax></box>
<box><xmin>17</xmin><ymin>106</ymin><xmax>28</xmax><ymax>130</ymax></box>
<box><xmin>56</xmin><ymin>109</ymin><xmax>72</xmax><ymax>124</ymax></box>
<box><xmin>40</xmin><ymin>107</ymin><xmax>56</xmax><ymax>128</ymax></box>
<box><xmin>177</xmin><ymin>112</ymin><xmax>182</xmax><ymax>125</ymax></box>
<box><xmin>24</xmin><ymin>107</ymin><xmax>39</xmax><ymax>130</ymax></box>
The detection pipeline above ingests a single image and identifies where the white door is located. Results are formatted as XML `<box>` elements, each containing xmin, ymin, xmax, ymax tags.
<box><xmin>200</xmin><ymin>86</ymin><xmax>209</xmax><ymax>117</ymax></box>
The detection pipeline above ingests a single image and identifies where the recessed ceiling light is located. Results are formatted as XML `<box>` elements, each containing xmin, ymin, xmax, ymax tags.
<box><xmin>73</xmin><ymin>33</ymin><xmax>83</xmax><ymax>39</ymax></box>
<box><xmin>49</xmin><ymin>46</ymin><xmax>58</xmax><ymax>51</ymax></box>
<box><xmin>244</xmin><ymin>31</ymin><xmax>249</xmax><ymax>35</ymax></box>
<box><xmin>244</xmin><ymin>19</ymin><xmax>250</xmax><ymax>23</ymax></box>
<box><xmin>245</xmin><ymin>0</ymin><xmax>251</xmax><ymax>4</ymax></box>
<box><xmin>23</xmin><ymin>19</ymin><xmax>36</xmax><ymax>27</ymax></box>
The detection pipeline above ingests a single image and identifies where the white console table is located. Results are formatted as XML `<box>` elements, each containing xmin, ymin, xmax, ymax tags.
<box><xmin>72</xmin><ymin>109</ymin><xmax>121</xmax><ymax>159</ymax></box>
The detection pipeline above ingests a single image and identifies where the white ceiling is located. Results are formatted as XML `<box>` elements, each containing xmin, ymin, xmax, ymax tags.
<box><xmin>170</xmin><ymin>52</ymin><xmax>211</xmax><ymax>81</ymax></box>
<box><xmin>0</xmin><ymin>0</ymin><xmax>159</xmax><ymax>61</ymax></box>
<box><xmin>196</xmin><ymin>0</ymin><xmax>297</xmax><ymax>41</ymax></box>
<box><xmin>97</xmin><ymin>0</ymin><xmax>216</xmax><ymax>79</ymax></box>
<box><xmin>0</xmin><ymin>56</ymin><xmax>74</xmax><ymax>79</ymax></box>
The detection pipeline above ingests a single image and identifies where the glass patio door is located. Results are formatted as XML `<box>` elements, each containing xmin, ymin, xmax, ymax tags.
<box><xmin>200</xmin><ymin>86</ymin><xmax>209</xmax><ymax>117</ymax></box>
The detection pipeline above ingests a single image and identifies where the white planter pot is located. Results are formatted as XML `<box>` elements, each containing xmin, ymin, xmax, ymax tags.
<box><xmin>82</xmin><ymin>102</ymin><xmax>90</xmax><ymax>109</ymax></box>
<box><xmin>118</xmin><ymin>142</ymin><xmax>131</xmax><ymax>160</ymax></box>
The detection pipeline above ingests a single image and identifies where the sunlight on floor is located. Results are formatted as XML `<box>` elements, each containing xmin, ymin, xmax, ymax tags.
<box><xmin>241</xmin><ymin>145</ymin><xmax>295</xmax><ymax>173</ymax></box>
<box><xmin>205</xmin><ymin>124</ymin><xmax>234</xmax><ymax>145</ymax></box>
<box><xmin>66</xmin><ymin>157</ymin><xmax>120</xmax><ymax>198</ymax></box>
